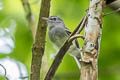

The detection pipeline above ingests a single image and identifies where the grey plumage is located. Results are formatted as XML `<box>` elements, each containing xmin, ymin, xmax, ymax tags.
<box><xmin>43</xmin><ymin>16</ymin><xmax>81</xmax><ymax>68</ymax></box>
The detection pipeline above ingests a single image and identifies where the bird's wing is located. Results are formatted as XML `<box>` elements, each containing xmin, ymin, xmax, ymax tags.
<box><xmin>65</xmin><ymin>28</ymin><xmax>80</xmax><ymax>48</ymax></box>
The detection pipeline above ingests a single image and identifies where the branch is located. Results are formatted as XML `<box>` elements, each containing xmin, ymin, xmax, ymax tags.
<box><xmin>0</xmin><ymin>64</ymin><xmax>8</xmax><ymax>80</ymax></box>
<box><xmin>21</xmin><ymin>0</ymin><xmax>37</xmax><ymax>39</ymax></box>
<box><xmin>80</xmin><ymin>0</ymin><xmax>104</xmax><ymax>80</ymax></box>
<box><xmin>103</xmin><ymin>8</ymin><xmax>120</xmax><ymax>17</ymax></box>
<box><xmin>69</xmin><ymin>34</ymin><xmax>84</xmax><ymax>42</ymax></box>
<box><xmin>77</xmin><ymin>15</ymin><xmax>88</xmax><ymax>34</ymax></box>
<box><xmin>107</xmin><ymin>0</ymin><xmax>120</xmax><ymax>14</ymax></box>
<box><xmin>30</xmin><ymin>0</ymin><xmax>51</xmax><ymax>80</ymax></box>
<box><xmin>44</xmin><ymin>15</ymin><xmax>87</xmax><ymax>80</ymax></box>
<box><xmin>106</xmin><ymin>0</ymin><xmax>116</xmax><ymax>4</ymax></box>
<box><xmin>19</xmin><ymin>76</ymin><xmax>28</xmax><ymax>79</ymax></box>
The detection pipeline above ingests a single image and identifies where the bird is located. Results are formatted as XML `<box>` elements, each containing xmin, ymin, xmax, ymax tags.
<box><xmin>42</xmin><ymin>16</ymin><xmax>81</xmax><ymax>68</ymax></box>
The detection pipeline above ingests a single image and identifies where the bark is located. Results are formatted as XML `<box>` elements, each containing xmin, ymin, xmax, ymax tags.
<box><xmin>30</xmin><ymin>0</ymin><xmax>51</xmax><ymax>80</ymax></box>
<box><xmin>80</xmin><ymin>0</ymin><xmax>104</xmax><ymax>80</ymax></box>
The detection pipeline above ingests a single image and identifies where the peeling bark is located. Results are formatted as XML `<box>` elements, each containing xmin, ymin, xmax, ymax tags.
<box><xmin>80</xmin><ymin>0</ymin><xmax>104</xmax><ymax>80</ymax></box>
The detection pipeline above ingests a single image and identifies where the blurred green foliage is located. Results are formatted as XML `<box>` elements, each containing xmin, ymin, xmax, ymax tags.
<box><xmin>0</xmin><ymin>75</ymin><xmax>6</xmax><ymax>80</ymax></box>
<box><xmin>0</xmin><ymin>0</ymin><xmax>120</xmax><ymax>80</ymax></box>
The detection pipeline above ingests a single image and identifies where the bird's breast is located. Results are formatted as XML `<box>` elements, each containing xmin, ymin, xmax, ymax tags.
<box><xmin>48</xmin><ymin>27</ymin><xmax>68</xmax><ymax>47</ymax></box>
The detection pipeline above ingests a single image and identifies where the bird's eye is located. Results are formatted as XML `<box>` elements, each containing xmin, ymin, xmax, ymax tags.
<box><xmin>53</xmin><ymin>18</ymin><xmax>56</xmax><ymax>21</ymax></box>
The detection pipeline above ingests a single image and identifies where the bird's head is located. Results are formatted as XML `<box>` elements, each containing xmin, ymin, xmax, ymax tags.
<box><xmin>42</xmin><ymin>16</ymin><xmax>65</xmax><ymax>28</ymax></box>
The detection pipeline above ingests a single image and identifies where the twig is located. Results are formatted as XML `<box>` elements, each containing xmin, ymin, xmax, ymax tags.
<box><xmin>69</xmin><ymin>34</ymin><xmax>84</xmax><ymax>42</ymax></box>
<box><xmin>103</xmin><ymin>8</ymin><xmax>120</xmax><ymax>17</ymax></box>
<box><xmin>0</xmin><ymin>64</ymin><xmax>6</xmax><ymax>76</ymax></box>
<box><xmin>21</xmin><ymin>0</ymin><xmax>32</xmax><ymax>17</ymax></box>
<box><xmin>44</xmin><ymin>15</ymin><xmax>87</xmax><ymax>80</ymax></box>
<box><xmin>19</xmin><ymin>76</ymin><xmax>29</xmax><ymax>79</ymax></box>
<box><xmin>0</xmin><ymin>64</ymin><xmax>9</xmax><ymax>80</ymax></box>
<box><xmin>106</xmin><ymin>0</ymin><xmax>116</xmax><ymax>4</ymax></box>
<box><xmin>21</xmin><ymin>0</ymin><xmax>37</xmax><ymax>39</ymax></box>
<box><xmin>77</xmin><ymin>15</ymin><xmax>87</xmax><ymax>34</ymax></box>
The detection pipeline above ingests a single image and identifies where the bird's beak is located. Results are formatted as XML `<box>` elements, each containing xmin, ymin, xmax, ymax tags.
<box><xmin>42</xmin><ymin>17</ymin><xmax>49</xmax><ymax>21</ymax></box>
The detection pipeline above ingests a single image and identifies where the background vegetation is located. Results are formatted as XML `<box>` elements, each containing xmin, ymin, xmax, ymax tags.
<box><xmin>0</xmin><ymin>0</ymin><xmax>120</xmax><ymax>80</ymax></box>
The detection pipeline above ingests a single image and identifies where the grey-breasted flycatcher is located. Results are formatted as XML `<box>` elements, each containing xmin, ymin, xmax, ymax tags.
<box><xmin>42</xmin><ymin>16</ymin><xmax>81</xmax><ymax>68</ymax></box>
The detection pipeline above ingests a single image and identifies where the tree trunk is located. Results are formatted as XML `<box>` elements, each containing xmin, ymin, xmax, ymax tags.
<box><xmin>80</xmin><ymin>0</ymin><xmax>104</xmax><ymax>80</ymax></box>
